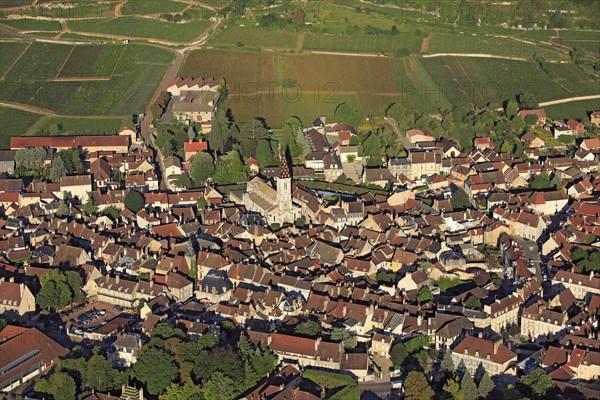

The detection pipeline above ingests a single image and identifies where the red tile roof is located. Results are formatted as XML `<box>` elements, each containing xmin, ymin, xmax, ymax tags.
<box><xmin>10</xmin><ymin>135</ymin><xmax>128</xmax><ymax>150</ymax></box>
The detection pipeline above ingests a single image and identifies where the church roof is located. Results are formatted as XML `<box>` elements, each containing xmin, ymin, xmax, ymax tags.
<box><xmin>278</xmin><ymin>155</ymin><xmax>291</xmax><ymax>179</ymax></box>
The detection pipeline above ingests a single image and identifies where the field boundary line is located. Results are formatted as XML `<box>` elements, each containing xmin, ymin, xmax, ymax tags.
<box><xmin>0</xmin><ymin>100</ymin><xmax>57</xmax><ymax>116</ymax></box>
<box><xmin>110</xmin><ymin>45</ymin><xmax>127</xmax><ymax>76</ymax></box>
<box><xmin>54</xmin><ymin>44</ymin><xmax>75</xmax><ymax>78</ymax></box>
<box><xmin>423</xmin><ymin>53</ymin><xmax>528</xmax><ymax>61</ymax></box>
<box><xmin>49</xmin><ymin>77</ymin><xmax>111</xmax><ymax>81</ymax></box>
<box><xmin>1</xmin><ymin>41</ymin><xmax>31</xmax><ymax>79</ymax></box>
<box><xmin>454</xmin><ymin>57</ymin><xmax>485</xmax><ymax>104</ymax></box>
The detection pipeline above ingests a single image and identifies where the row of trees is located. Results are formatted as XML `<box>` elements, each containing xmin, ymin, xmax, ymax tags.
<box><xmin>36</xmin><ymin>269</ymin><xmax>85</xmax><ymax>311</ymax></box>
<box><xmin>14</xmin><ymin>148</ymin><xmax>84</xmax><ymax>182</ymax></box>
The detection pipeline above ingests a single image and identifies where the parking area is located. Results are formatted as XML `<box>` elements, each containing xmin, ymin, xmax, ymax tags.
<box><xmin>60</xmin><ymin>301</ymin><xmax>132</xmax><ymax>335</ymax></box>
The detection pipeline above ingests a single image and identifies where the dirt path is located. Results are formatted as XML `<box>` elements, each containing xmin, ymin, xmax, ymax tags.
<box><xmin>0</xmin><ymin>101</ymin><xmax>57</xmax><ymax>116</ymax></box>
<box><xmin>538</xmin><ymin>95</ymin><xmax>600</xmax><ymax>107</ymax></box>
<box><xmin>295</xmin><ymin>32</ymin><xmax>305</xmax><ymax>53</ymax></box>
<box><xmin>114</xmin><ymin>1</ymin><xmax>125</xmax><ymax>18</ymax></box>
<box><xmin>420</xmin><ymin>32</ymin><xmax>432</xmax><ymax>54</ymax></box>
<box><xmin>423</xmin><ymin>53</ymin><xmax>528</xmax><ymax>61</ymax></box>
<box><xmin>307</xmin><ymin>50</ymin><xmax>387</xmax><ymax>58</ymax></box>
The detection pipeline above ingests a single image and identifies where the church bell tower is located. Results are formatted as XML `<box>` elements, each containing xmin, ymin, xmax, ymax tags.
<box><xmin>276</xmin><ymin>154</ymin><xmax>292</xmax><ymax>211</ymax></box>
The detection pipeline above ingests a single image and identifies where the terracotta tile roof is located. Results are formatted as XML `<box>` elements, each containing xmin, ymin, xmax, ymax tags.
<box><xmin>453</xmin><ymin>336</ymin><xmax>516</xmax><ymax>365</ymax></box>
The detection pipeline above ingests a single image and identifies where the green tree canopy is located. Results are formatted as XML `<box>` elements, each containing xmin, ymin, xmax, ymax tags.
<box><xmin>404</xmin><ymin>371</ymin><xmax>434</xmax><ymax>400</ymax></box>
<box><xmin>461</xmin><ymin>370</ymin><xmax>477</xmax><ymax>400</ymax></box>
<box><xmin>160</xmin><ymin>379</ymin><xmax>203</xmax><ymax>400</ymax></box>
<box><xmin>477</xmin><ymin>370</ymin><xmax>495</xmax><ymax>399</ymax></box>
<box><xmin>451</xmin><ymin>186</ymin><xmax>472</xmax><ymax>209</ymax></box>
<box><xmin>518</xmin><ymin>368</ymin><xmax>555</xmax><ymax>399</ymax></box>
<box><xmin>464</xmin><ymin>295</ymin><xmax>482</xmax><ymax>310</ymax></box>
<box><xmin>132</xmin><ymin>347</ymin><xmax>178</xmax><ymax>395</ymax></box>
<box><xmin>84</xmin><ymin>354</ymin><xmax>125</xmax><ymax>392</ymax></box>
<box><xmin>390</xmin><ymin>343</ymin><xmax>408</xmax><ymax>369</ymax></box>
<box><xmin>34</xmin><ymin>372</ymin><xmax>76</xmax><ymax>400</ymax></box>
<box><xmin>294</xmin><ymin>320</ymin><xmax>321</xmax><ymax>337</ymax></box>
<box><xmin>417</xmin><ymin>286</ymin><xmax>433</xmax><ymax>303</ymax></box>
<box><xmin>81</xmin><ymin>197</ymin><xmax>98</xmax><ymax>215</ymax></box>
<box><xmin>235</xmin><ymin>119</ymin><xmax>270</xmax><ymax>158</ymax></box>
<box><xmin>213</xmin><ymin>150</ymin><xmax>248</xmax><ymax>184</ymax></box>
<box><xmin>190</xmin><ymin>152</ymin><xmax>215</xmax><ymax>185</ymax></box>
<box><xmin>255</xmin><ymin>139</ymin><xmax>275</xmax><ymax>167</ymax></box>
<box><xmin>334</xmin><ymin>102</ymin><xmax>362</xmax><ymax>127</ymax></box>
<box><xmin>124</xmin><ymin>190</ymin><xmax>144</xmax><ymax>213</ymax></box>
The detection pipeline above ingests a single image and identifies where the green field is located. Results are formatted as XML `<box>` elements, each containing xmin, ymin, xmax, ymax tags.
<box><xmin>68</xmin><ymin>17</ymin><xmax>211</xmax><ymax>43</ymax></box>
<box><xmin>121</xmin><ymin>0</ymin><xmax>187</xmax><ymax>15</ymax></box>
<box><xmin>0</xmin><ymin>107</ymin><xmax>42</xmax><ymax>149</ymax></box>
<box><xmin>211</xmin><ymin>26</ymin><xmax>299</xmax><ymax>50</ymax></box>
<box><xmin>303</xmin><ymin>32</ymin><xmax>423</xmax><ymax>54</ymax></box>
<box><xmin>58</xmin><ymin>45</ymin><xmax>124</xmax><ymax>77</ymax></box>
<box><xmin>420</xmin><ymin>56</ymin><xmax>596</xmax><ymax>108</ymax></box>
<box><xmin>0</xmin><ymin>42</ymin><xmax>29</xmax><ymax>77</ymax></box>
<box><xmin>25</xmin><ymin>115</ymin><xmax>129</xmax><ymax>135</ymax></box>
<box><xmin>0</xmin><ymin>19</ymin><xmax>62</xmax><ymax>31</ymax></box>
<box><xmin>426</xmin><ymin>32</ymin><xmax>567</xmax><ymax>60</ymax></box>
<box><xmin>0</xmin><ymin>41</ymin><xmax>173</xmax><ymax>119</ymax></box>
<box><xmin>544</xmin><ymin>99</ymin><xmax>600</xmax><ymax>121</ymax></box>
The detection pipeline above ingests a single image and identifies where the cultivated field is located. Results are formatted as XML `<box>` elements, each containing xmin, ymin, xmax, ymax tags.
<box><xmin>0</xmin><ymin>107</ymin><xmax>42</xmax><ymax>149</ymax></box>
<box><xmin>0</xmin><ymin>41</ymin><xmax>173</xmax><ymax>144</ymax></box>
<box><xmin>420</xmin><ymin>56</ymin><xmax>596</xmax><ymax>108</ymax></box>
<box><xmin>58</xmin><ymin>45</ymin><xmax>124</xmax><ymax>77</ymax></box>
<box><xmin>544</xmin><ymin>99</ymin><xmax>600</xmax><ymax>121</ymax></box>
<box><xmin>25</xmin><ymin>116</ymin><xmax>128</xmax><ymax>135</ymax></box>
<box><xmin>0</xmin><ymin>19</ymin><xmax>62</xmax><ymax>31</ymax></box>
<box><xmin>426</xmin><ymin>32</ymin><xmax>568</xmax><ymax>60</ymax></box>
<box><xmin>0</xmin><ymin>42</ymin><xmax>29</xmax><ymax>77</ymax></box>
<box><xmin>303</xmin><ymin>32</ymin><xmax>423</xmax><ymax>54</ymax></box>
<box><xmin>210</xmin><ymin>26</ymin><xmax>299</xmax><ymax>50</ymax></box>
<box><xmin>67</xmin><ymin>17</ymin><xmax>212</xmax><ymax>43</ymax></box>
<box><xmin>121</xmin><ymin>0</ymin><xmax>187</xmax><ymax>15</ymax></box>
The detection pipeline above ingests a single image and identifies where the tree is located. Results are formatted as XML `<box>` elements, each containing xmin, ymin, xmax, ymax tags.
<box><xmin>464</xmin><ymin>295</ymin><xmax>482</xmax><ymax>310</ymax></box>
<box><xmin>451</xmin><ymin>186</ymin><xmax>471</xmax><ymax>209</ymax></box>
<box><xmin>49</xmin><ymin>156</ymin><xmax>67</xmax><ymax>182</ymax></box>
<box><xmin>390</xmin><ymin>343</ymin><xmax>408</xmax><ymax>369</ymax></box>
<box><xmin>55</xmin><ymin>148</ymin><xmax>84</xmax><ymax>175</ymax></box>
<box><xmin>175</xmin><ymin>172</ymin><xmax>192</xmax><ymax>189</ymax></box>
<box><xmin>34</xmin><ymin>372</ymin><xmax>76</xmax><ymax>400</ymax></box>
<box><xmin>331</xmin><ymin>327</ymin><xmax>353</xmax><ymax>349</ymax></box>
<box><xmin>334</xmin><ymin>102</ymin><xmax>362</xmax><ymax>126</ymax></box>
<box><xmin>280</xmin><ymin>121</ymin><xmax>298</xmax><ymax>157</ymax></box>
<box><xmin>518</xmin><ymin>368</ymin><xmax>555</xmax><ymax>398</ymax></box>
<box><xmin>531</xmin><ymin>172</ymin><xmax>552</xmax><ymax>189</ymax></box>
<box><xmin>15</xmin><ymin>147</ymin><xmax>47</xmax><ymax>179</ymax></box>
<box><xmin>84</xmin><ymin>354</ymin><xmax>124</xmax><ymax>392</ymax></box>
<box><xmin>255</xmin><ymin>139</ymin><xmax>275</xmax><ymax>168</ymax></box>
<box><xmin>442</xmin><ymin>350</ymin><xmax>456</xmax><ymax>374</ymax></box>
<box><xmin>461</xmin><ymin>370</ymin><xmax>477</xmax><ymax>400</ymax></box>
<box><xmin>160</xmin><ymin>379</ymin><xmax>203</xmax><ymax>400</ymax></box>
<box><xmin>81</xmin><ymin>197</ymin><xmax>98</xmax><ymax>215</ymax></box>
<box><xmin>37</xmin><ymin>275</ymin><xmax>71</xmax><ymax>311</ymax></box>
<box><xmin>213</xmin><ymin>150</ymin><xmax>247</xmax><ymax>184</ymax></box>
<box><xmin>417</xmin><ymin>286</ymin><xmax>433</xmax><ymax>303</ymax></box>
<box><xmin>518</xmin><ymin>91</ymin><xmax>539</xmax><ymax>109</ymax></box>
<box><xmin>443</xmin><ymin>377</ymin><xmax>463</xmax><ymax>400</ymax></box>
<box><xmin>190</xmin><ymin>152</ymin><xmax>215</xmax><ymax>185</ymax></box>
<box><xmin>124</xmin><ymin>190</ymin><xmax>144</xmax><ymax>213</ymax></box>
<box><xmin>295</xmin><ymin>320</ymin><xmax>321</xmax><ymax>337</ymax></box>
<box><xmin>404</xmin><ymin>371</ymin><xmax>434</xmax><ymax>400</ymax></box>
<box><xmin>391</xmin><ymin>24</ymin><xmax>398</xmax><ymax>34</ymax></box>
<box><xmin>235</xmin><ymin>119</ymin><xmax>270</xmax><ymax>158</ymax></box>
<box><xmin>478</xmin><ymin>371</ymin><xmax>495</xmax><ymax>399</ymax></box>
<box><xmin>56</xmin><ymin>200</ymin><xmax>70</xmax><ymax>217</ymax></box>
<box><xmin>132</xmin><ymin>347</ymin><xmax>178</xmax><ymax>395</ymax></box>
<box><xmin>102</xmin><ymin>206</ymin><xmax>120</xmax><ymax>220</ymax></box>
<box><xmin>202</xmin><ymin>371</ymin><xmax>238</xmax><ymax>400</ymax></box>
<box><xmin>505</xmin><ymin>99</ymin><xmax>519</xmax><ymax>119</ymax></box>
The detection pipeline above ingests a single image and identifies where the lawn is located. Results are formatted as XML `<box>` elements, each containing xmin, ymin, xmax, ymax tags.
<box><xmin>121</xmin><ymin>0</ymin><xmax>187</xmax><ymax>15</ymax></box>
<box><xmin>544</xmin><ymin>99</ymin><xmax>600</xmax><ymax>122</ymax></box>
<box><xmin>0</xmin><ymin>19</ymin><xmax>62</xmax><ymax>31</ymax></box>
<box><xmin>210</xmin><ymin>26</ymin><xmax>299</xmax><ymax>50</ymax></box>
<box><xmin>58</xmin><ymin>45</ymin><xmax>125</xmax><ymax>77</ymax></box>
<box><xmin>0</xmin><ymin>41</ymin><xmax>29</xmax><ymax>77</ymax></box>
<box><xmin>303</xmin><ymin>369</ymin><xmax>359</xmax><ymax>400</ymax></box>
<box><xmin>0</xmin><ymin>107</ymin><xmax>42</xmax><ymax>149</ymax></box>
<box><xmin>67</xmin><ymin>17</ymin><xmax>211</xmax><ymax>43</ymax></box>
<box><xmin>426</xmin><ymin>32</ymin><xmax>567</xmax><ymax>60</ymax></box>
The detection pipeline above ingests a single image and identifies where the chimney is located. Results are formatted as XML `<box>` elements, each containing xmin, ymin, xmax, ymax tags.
<box><xmin>115</xmin><ymin>274</ymin><xmax>120</xmax><ymax>284</ymax></box>
<box><xmin>9</xmin><ymin>277</ymin><xmax>14</xmax><ymax>283</ymax></box>
<box><xmin>149</xmin><ymin>280</ymin><xmax>154</xmax><ymax>288</ymax></box>
<box><xmin>493</xmin><ymin>339</ymin><xmax>500</xmax><ymax>354</ymax></box>
<box><xmin>315</xmin><ymin>337</ymin><xmax>321</xmax><ymax>351</ymax></box>
<box><xmin>342</xmin><ymin>305</ymin><xmax>347</xmax><ymax>316</ymax></box>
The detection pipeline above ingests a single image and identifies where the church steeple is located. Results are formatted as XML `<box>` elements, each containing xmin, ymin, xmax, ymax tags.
<box><xmin>276</xmin><ymin>153</ymin><xmax>292</xmax><ymax>211</ymax></box>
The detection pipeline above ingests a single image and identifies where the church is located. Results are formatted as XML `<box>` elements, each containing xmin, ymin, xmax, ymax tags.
<box><xmin>241</xmin><ymin>154</ymin><xmax>301</xmax><ymax>225</ymax></box>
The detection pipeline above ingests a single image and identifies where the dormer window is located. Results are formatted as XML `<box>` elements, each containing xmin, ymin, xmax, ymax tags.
<box><xmin>475</xmin><ymin>351</ymin><xmax>479</xmax><ymax>357</ymax></box>
<box><xmin>487</xmin><ymin>354</ymin><xmax>490</xmax><ymax>360</ymax></box>
<box><xmin>464</xmin><ymin>349</ymin><xmax>468</xmax><ymax>354</ymax></box>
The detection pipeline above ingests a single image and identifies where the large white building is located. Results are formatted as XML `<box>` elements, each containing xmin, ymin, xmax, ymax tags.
<box><xmin>241</xmin><ymin>155</ymin><xmax>301</xmax><ymax>225</ymax></box>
